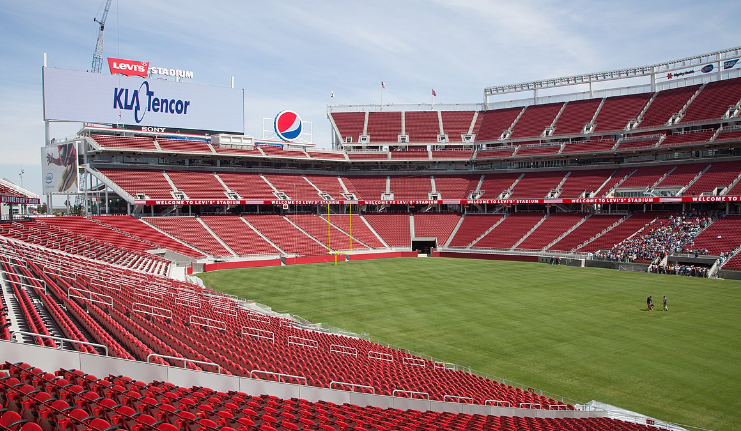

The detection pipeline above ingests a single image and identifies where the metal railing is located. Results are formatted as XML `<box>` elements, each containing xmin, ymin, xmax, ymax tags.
<box><xmin>329</xmin><ymin>381</ymin><xmax>375</xmax><ymax>394</ymax></box>
<box><xmin>443</xmin><ymin>395</ymin><xmax>474</xmax><ymax>404</ymax></box>
<box><xmin>11</xmin><ymin>331</ymin><xmax>108</xmax><ymax>356</ymax></box>
<box><xmin>147</xmin><ymin>353</ymin><xmax>220</xmax><ymax>373</ymax></box>
<box><xmin>392</xmin><ymin>389</ymin><xmax>429</xmax><ymax>400</ymax></box>
<box><xmin>249</xmin><ymin>370</ymin><xmax>306</xmax><ymax>385</ymax></box>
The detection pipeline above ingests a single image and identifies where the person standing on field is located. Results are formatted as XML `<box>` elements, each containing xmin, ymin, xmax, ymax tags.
<box><xmin>647</xmin><ymin>295</ymin><xmax>654</xmax><ymax>311</ymax></box>
<box><xmin>663</xmin><ymin>295</ymin><xmax>668</xmax><ymax>311</ymax></box>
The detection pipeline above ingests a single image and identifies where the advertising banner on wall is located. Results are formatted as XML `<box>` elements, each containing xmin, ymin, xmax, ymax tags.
<box><xmin>43</xmin><ymin>67</ymin><xmax>244</xmax><ymax>134</ymax></box>
<box><xmin>41</xmin><ymin>143</ymin><xmax>79</xmax><ymax>195</ymax></box>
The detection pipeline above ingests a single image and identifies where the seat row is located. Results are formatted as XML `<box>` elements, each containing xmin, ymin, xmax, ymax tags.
<box><xmin>0</xmin><ymin>362</ymin><xmax>659</xmax><ymax>431</ymax></box>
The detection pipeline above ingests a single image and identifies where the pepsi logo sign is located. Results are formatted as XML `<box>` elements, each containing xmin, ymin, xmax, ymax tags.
<box><xmin>274</xmin><ymin>110</ymin><xmax>303</xmax><ymax>142</ymax></box>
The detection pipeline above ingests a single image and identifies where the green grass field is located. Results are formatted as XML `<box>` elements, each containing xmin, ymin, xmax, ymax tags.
<box><xmin>197</xmin><ymin>258</ymin><xmax>741</xmax><ymax>431</ymax></box>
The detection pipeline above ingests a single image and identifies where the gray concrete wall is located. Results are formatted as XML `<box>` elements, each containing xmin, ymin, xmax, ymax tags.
<box><xmin>0</xmin><ymin>340</ymin><xmax>605</xmax><ymax>419</ymax></box>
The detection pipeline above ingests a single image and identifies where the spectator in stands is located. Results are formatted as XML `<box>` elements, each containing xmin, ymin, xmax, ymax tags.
<box><xmin>647</xmin><ymin>295</ymin><xmax>654</xmax><ymax>311</ymax></box>
<box><xmin>663</xmin><ymin>295</ymin><xmax>668</xmax><ymax>311</ymax></box>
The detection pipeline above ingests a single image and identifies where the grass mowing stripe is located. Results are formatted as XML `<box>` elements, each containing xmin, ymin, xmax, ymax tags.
<box><xmin>198</xmin><ymin>258</ymin><xmax>741</xmax><ymax>431</ymax></box>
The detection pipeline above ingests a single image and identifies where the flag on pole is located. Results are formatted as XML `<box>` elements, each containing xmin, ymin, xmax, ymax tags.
<box><xmin>381</xmin><ymin>81</ymin><xmax>387</xmax><ymax>89</ymax></box>
<box><xmin>432</xmin><ymin>88</ymin><xmax>437</xmax><ymax>97</ymax></box>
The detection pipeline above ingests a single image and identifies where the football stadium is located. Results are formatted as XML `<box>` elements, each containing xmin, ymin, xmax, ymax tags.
<box><xmin>1</xmin><ymin>2</ymin><xmax>741</xmax><ymax>431</ymax></box>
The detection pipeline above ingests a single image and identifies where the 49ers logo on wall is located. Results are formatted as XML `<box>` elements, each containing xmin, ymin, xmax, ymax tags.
<box><xmin>107</xmin><ymin>58</ymin><xmax>149</xmax><ymax>77</ymax></box>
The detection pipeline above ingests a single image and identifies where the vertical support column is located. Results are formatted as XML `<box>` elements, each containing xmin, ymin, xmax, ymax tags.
<box><xmin>718</xmin><ymin>59</ymin><xmax>722</xmax><ymax>81</ymax></box>
<box><xmin>650</xmin><ymin>67</ymin><xmax>656</xmax><ymax>92</ymax></box>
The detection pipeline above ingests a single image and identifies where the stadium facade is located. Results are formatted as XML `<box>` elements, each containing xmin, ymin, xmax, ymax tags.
<box><xmin>0</xmin><ymin>46</ymin><xmax>739</xmax><ymax>431</ymax></box>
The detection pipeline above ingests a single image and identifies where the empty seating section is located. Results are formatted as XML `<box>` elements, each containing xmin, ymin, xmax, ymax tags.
<box><xmin>685</xmin><ymin>215</ymin><xmax>741</xmax><ymax>255</ymax></box>
<box><xmin>405</xmin><ymin>111</ymin><xmax>440</xmax><ymax>142</ymax></box>
<box><xmin>516</xmin><ymin>213</ymin><xmax>585</xmax><ymax>250</ymax></box>
<box><xmin>389</xmin><ymin>176</ymin><xmax>432</xmax><ymax>200</ymax></box>
<box><xmin>654</xmin><ymin>163</ymin><xmax>707</xmax><ymax>189</ymax></box>
<box><xmin>144</xmin><ymin>217</ymin><xmax>233</xmax><ymax>257</ymax></box>
<box><xmin>0</xmin><ymin>220</ymin><xmax>169</xmax><ymax>276</ymax></box>
<box><xmin>440</xmin><ymin>111</ymin><xmax>475</xmax><ymax>142</ymax></box>
<box><xmin>598</xmin><ymin>168</ymin><xmax>634</xmax><ymax>197</ymax></box>
<box><xmin>92</xmin><ymin>215</ymin><xmax>203</xmax><ymax>258</ymax></box>
<box><xmin>346</xmin><ymin>152</ymin><xmax>389</xmax><ymax>160</ymax></box>
<box><xmin>684</xmin><ymin>161</ymin><xmax>741</xmax><ymax>196</ymax></box>
<box><xmin>560</xmin><ymin>140</ymin><xmax>615</xmax><ymax>154</ymax></box>
<box><xmin>558</xmin><ymin>169</ymin><xmax>613</xmax><ymax>198</ymax></box>
<box><xmin>157</xmin><ymin>138</ymin><xmax>212</xmax><ymax>153</ymax></box>
<box><xmin>549</xmin><ymin>215</ymin><xmax>624</xmax><ymax>251</ymax></box>
<box><xmin>325</xmin><ymin>214</ymin><xmax>386</xmax><ymax>248</ymax></box>
<box><xmin>474</xmin><ymin>108</ymin><xmax>522</xmax><ymax>141</ymax></box>
<box><xmin>345</xmin><ymin>176</ymin><xmax>387</xmax><ymax>200</ymax></box>
<box><xmin>617</xmin><ymin>166</ymin><xmax>672</xmax><ymax>190</ymax></box>
<box><xmin>434</xmin><ymin>175</ymin><xmax>479</xmax><ymax>200</ymax></box>
<box><xmin>363</xmin><ymin>214</ymin><xmax>410</xmax><ymax>247</ymax></box>
<box><xmin>200</xmin><ymin>216</ymin><xmax>280</xmax><ymax>256</ymax></box>
<box><xmin>639</xmin><ymin>85</ymin><xmax>700</xmax><ymax>128</ymax></box>
<box><xmin>263</xmin><ymin>174</ymin><xmax>320</xmax><ymax>200</ymax></box>
<box><xmin>98</xmin><ymin>169</ymin><xmax>174</xmax><ymax>199</ymax></box>
<box><xmin>475</xmin><ymin>147</ymin><xmax>515</xmax><ymax>159</ymax></box>
<box><xmin>615</xmin><ymin>136</ymin><xmax>659</xmax><ymax>151</ymax></box>
<box><xmin>516</xmin><ymin>144</ymin><xmax>561</xmax><ymax>157</ymax></box>
<box><xmin>36</xmin><ymin>216</ymin><xmax>154</xmax><ymax>254</ymax></box>
<box><xmin>448</xmin><ymin>215</ymin><xmax>504</xmax><ymax>247</ymax></box>
<box><xmin>243</xmin><ymin>215</ymin><xmax>327</xmax><ymax>256</ymax></box>
<box><xmin>366</xmin><ymin>112</ymin><xmax>402</xmax><ymax>143</ymax></box>
<box><xmin>0</xmin><ymin>183</ymin><xmax>28</xmax><ymax>198</ymax></box>
<box><xmin>390</xmin><ymin>150</ymin><xmax>430</xmax><ymax>160</ymax></box>
<box><xmin>9</xmin><ymin>362</ymin><xmax>672</xmax><ymax>431</ymax></box>
<box><xmin>331</xmin><ymin>112</ymin><xmax>366</xmax><ymax>143</ymax></box>
<box><xmin>578</xmin><ymin>212</ymin><xmax>660</xmax><ymax>253</ymax></box>
<box><xmin>552</xmin><ymin>99</ymin><xmax>601</xmax><ymax>136</ymax></box>
<box><xmin>218</xmin><ymin>173</ymin><xmax>277</xmax><ymax>199</ymax></box>
<box><xmin>259</xmin><ymin>145</ymin><xmax>307</xmax><ymax>158</ymax></box>
<box><xmin>306</xmin><ymin>149</ymin><xmax>347</xmax><ymax>160</ymax></box>
<box><xmin>713</xmin><ymin>128</ymin><xmax>741</xmax><ymax>143</ymax></box>
<box><xmin>681</xmin><ymin>77</ymin><xmax>741</xmax><ymax>123</ymax></box>
<box><xmin>286</xmin><ymin>214</ymin><xmax>368</xmax><ymax>251</ymax></box>
<box><xmin>510</xmin><ymin>103</ymin><xmax>563</xmax><ymax>139</ymax></box>
<box><xmin>166</xmin><ymin>171</ymin><xmax>228</xmax><ymax>199</ymax></box>
<box><xmin>413</xmin><ymin>213</ymin><xmax>461</xmax><ymax>246</ymax></box>
<box><xmin>724</xmin><ymin>253</ymin><xmax>741</xmax><ymax>269</ymax></box>
<box><xmin>478</xmin><ymin>173</ymin><xmax>520</xmax><ymax>199</ymax></box>
<box><xmin>509</xmin><ymin>172</ymin><xmax>566</xmax><ymax>199</ymax></box>
<box><xmin>592</xmin><ymin>94</ymin><xmax>649</xmax><ymax>132</ymax></box>
<box><xmin>304</xmin><ymin>175</ymin><xmax>347</xmax><ymax>200</ymax></box>
<box><xmin>474</xmin><ymin>213</ymin><xmax>545</xmax><ymax>249</ymax></box>
<box><xmin>660</xmin><ymin>129</ymin><xmax>716</xmax><ymax>147</ymax></box>
<box><xmin>91</xmin><ymin>134</ymin><xmax>158</xmax><ymax>150</ymax></box>
<box><xmin>431</xmin><ymin>150</ymin><xmax>474</xmax><ymax>160</ymax></box>
<box><xmin>213</xmin><ymin>145</ymin><xmax>263</xmax><ymax>156</ymax></box>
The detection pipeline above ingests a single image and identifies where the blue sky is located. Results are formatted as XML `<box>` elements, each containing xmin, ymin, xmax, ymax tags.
<box><xmin>1</xmin><ymin>0</ymin><xmax>740</xmax><ymax>197</ymax></box>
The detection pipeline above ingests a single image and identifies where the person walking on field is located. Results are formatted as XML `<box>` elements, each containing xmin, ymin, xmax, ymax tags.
<box><xmin>663</xmin><ymin>295</ymin><xmax>668</xmax><ymax>311</ymax></box>
<box><xmin>647</xmin><ymin>295</ymin><xmax>654</xmax><ymax>311</ymax></box>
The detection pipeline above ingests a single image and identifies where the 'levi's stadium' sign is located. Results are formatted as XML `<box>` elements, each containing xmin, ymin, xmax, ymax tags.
<box><xmin>107</xmin><ymin>57</ymin><xmax>194</xmax><ymax>80</ymax></box>
<box><xmin>42</xmin><ymin>67</ymin><xmax>244</xmax><ymax>134</ymax></box>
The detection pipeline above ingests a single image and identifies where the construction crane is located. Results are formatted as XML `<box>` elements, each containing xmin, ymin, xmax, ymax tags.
<box><xmin>91</xmin><ymin>0</ymin><xmax>113</xmax><ymax>73</ymax></box>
